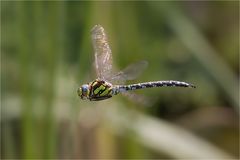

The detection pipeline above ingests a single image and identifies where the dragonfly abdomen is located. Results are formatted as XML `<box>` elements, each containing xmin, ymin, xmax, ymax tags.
<box><xmin>117</xmin><ymin>80</ymin><xmax>195</xmax><ymax>92</ymax></box>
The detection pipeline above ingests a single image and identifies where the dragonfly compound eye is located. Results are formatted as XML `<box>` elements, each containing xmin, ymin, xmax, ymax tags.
<box><xmin>78</xmin><ymin>84</ymin><xmax>90</xmax><ymax>99</ymax></box>
<box><xmin>77</xmin><ymin>87</ymin><xmax>82</xmax><ymax>97</ymax></box>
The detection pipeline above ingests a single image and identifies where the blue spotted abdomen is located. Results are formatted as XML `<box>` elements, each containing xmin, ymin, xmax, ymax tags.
<box><xmin>117</xmin><ymin>80</ymin><xmax>195</xmax><ymax>93</ymax></box>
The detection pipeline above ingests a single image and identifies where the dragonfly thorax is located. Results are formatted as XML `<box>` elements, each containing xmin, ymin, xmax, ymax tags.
<box><xmin>78</xmin><ymin>79</ymin><xmax>115</xmax><ymax>101</ymax></box>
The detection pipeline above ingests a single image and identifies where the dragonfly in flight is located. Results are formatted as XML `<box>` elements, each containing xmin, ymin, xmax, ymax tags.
<box><xmin>77</xmin><ymin>25</ymin><xmax>195</xmax><ymax>101</ymax></box>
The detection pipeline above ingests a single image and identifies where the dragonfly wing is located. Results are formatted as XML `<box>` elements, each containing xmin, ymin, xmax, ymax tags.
<box><xmin>91</xmin><ymin>25</ymin><xmax>112</xmax><ymax>80</ymax></box>
<box><xmin>109</xmin><ymin>60</ymin><xmax>148</xmax><ymax>83</ymax></box>
<box><xmin>121</xmin><ymin>92</ymin><xmax>154</xmax><ymax>107</ymax></box>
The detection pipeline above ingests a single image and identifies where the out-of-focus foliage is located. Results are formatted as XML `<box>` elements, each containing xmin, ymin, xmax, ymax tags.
<box><xmin>1</xmin><ymin>1</ymin><xmax>239</xmax><ymax>159</ymax></box>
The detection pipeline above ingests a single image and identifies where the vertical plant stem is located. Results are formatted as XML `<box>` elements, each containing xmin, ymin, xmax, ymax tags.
<box><xmin>41</xmin><ymin>2</ymin><xmax>61</xmax><ymax>158</ymax></box>
<box><xmin>17</xmin><ymin>2</ymin><xmax>35</xmax><ymax>158</ymax></box>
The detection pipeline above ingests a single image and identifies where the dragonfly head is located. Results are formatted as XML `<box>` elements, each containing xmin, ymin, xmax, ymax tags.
<box><xmin>77</xmin><ymin>84</ymin><xmax>90</xmax><ymax>100</ymax></box>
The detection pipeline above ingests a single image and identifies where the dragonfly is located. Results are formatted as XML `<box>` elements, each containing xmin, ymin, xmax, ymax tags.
<box><xmin>77</xmin><ymin>25</ymin><xmax>195</xmax><ymax>101</ymax></box>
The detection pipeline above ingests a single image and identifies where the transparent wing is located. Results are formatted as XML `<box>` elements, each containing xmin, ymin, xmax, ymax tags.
<box><xmin>91</xmin><ymin>25</ymin><xmax>112</xmax><ymax>80</ymax></box>
<box><xmin>121</xmin><ymin>92</ymin><xmax>154</xmax><ymax>107</ymax></box>
<box><xmin>108</xmin><ymin>60</ymin><xmax>148</xmax><ymax>83</ymax></box>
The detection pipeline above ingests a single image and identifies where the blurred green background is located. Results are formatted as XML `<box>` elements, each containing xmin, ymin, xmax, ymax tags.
<box><xmin>1</xmin><ymin>1</ymin><xmax>239</xmax><ymax>159</ymax></box>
